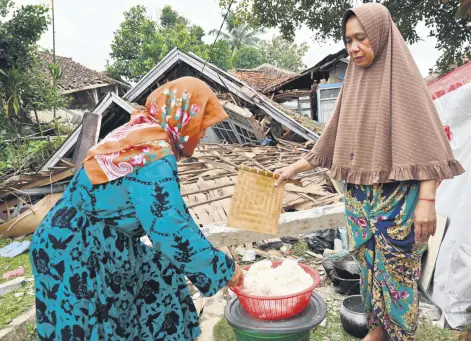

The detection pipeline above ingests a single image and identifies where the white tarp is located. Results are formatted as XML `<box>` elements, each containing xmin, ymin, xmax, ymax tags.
<box><xmin>430</xmin><ymin>63</ymin><xmax>471</xmax><ymax>329</ymax></box>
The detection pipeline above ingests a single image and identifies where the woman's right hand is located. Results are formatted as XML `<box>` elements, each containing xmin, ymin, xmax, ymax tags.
<box><xmin>274</xmin><ymin>165</ymin><xmax>297</xmax><ymax>187</ymax></box>
<box><xmin>274</xmin><ymin>159</ymin><xmax>314</xmax><ymax>187</ymax></box>
<box><xmin>228</xmin><ymin>264</ymin><xmax>244</xmax><ymax>287</ymax></box>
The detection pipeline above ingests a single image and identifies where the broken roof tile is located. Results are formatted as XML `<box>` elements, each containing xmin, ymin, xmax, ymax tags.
<box><xmin>230</xmin><ymin>64</ymin><xmax>296</xmax><ymax>92</ymax></box>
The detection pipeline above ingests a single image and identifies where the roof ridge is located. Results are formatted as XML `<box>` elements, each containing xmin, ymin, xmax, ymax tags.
<box><xmin>233</xmin><ymin>63</ymin><xmax>296</xmax><ymax>75</ymax></box>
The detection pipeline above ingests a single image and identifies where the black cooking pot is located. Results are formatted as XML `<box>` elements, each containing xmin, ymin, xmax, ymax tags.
<box><xmin>340</xmin><ymin>294</ymin><xmax>369</xmax><ymax>338</ymax></box>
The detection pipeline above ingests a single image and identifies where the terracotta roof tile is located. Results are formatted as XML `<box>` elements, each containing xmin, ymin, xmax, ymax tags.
<box><xmin>230</xmin><ymin>64</ymin><xmax>296</xmax><ymax>92</ymax></box>
<box><xmin>38</xmin><ymin>52</ymin><xmax>129</xmax><ymax>93</ymax></box>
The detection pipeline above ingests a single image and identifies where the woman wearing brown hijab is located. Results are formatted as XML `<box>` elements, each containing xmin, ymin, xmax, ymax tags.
<box><xmin>275</xmin><ymin>3</ymin><xmax>464</xmax><ymax>341</ymax></box>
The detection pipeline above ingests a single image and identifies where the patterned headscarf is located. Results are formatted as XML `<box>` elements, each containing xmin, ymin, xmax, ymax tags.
<box><xmin>83</xmin><ymin>77</ymin><xmax>229</xmax><ymax>184</ymax></box>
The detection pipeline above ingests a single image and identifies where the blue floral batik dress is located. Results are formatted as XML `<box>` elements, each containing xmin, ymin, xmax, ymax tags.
<box><xmin>30</xmin><ymin>156</ymin><xmax>234</xmax><ymax>341</ymax></box>
<box><xmin>345</xmin><ymin>181</ymin><xmax>427</xmax><ymax>341</ymax></box>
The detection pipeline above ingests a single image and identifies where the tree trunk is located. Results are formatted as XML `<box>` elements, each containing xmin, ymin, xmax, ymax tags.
<box><xmin>231</xmin><ymin>45</ymin><xmax>237</xmax><ymax>57</ymax></box>
<box><xmin>33</xmin><ymin>109</ymin><xmax>43</xmax><ymax>136</ymax></box>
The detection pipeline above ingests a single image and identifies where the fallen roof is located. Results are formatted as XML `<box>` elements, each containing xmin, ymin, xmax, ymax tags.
<box><xmin>1</xmin><ymin>144</ymin><xmax>342</xmax><ymax>228</ymax></box>
<box><xmin>40</xmin><ymin>92</ymin><xmax>135</xmax><ymax>171</ymax></box>
<box><xmin>39</xmin><ymin>48</ymin><xmax>322</xmax><ymax>172</ymax></box>
<box><xmin>38</xmin><ymin>52</ymin><xmax>130</xmax><ymax>94</ymax></box>
<box><xmin>123</xmin><ymin>48</ymin><xmax>320</xmax><ymax>142</ymax></box>
<box><xmin>264</xmin><ymin>49</ymin><xmax>348</xmax><ymax>93</ymax></box>
<box><xmin>229</xmin><ymin>64</ymin><xmax>296</xmax><ymax>92</ymax></box>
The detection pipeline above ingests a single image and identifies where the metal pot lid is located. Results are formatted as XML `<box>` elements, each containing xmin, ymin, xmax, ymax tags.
<box><xmin>225</xmin><ymin>292</ymin><xmax>327</xmax><ymax>334</ymax></box>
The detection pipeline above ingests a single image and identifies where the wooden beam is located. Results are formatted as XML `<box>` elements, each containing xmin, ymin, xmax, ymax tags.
<box><xmin>72</xmin><ymin>111</ymin><xmax>102</xmax><ymax>168</ymax></box>
<box><xmin>201</xmin><ymin>203</ymin><xmax>346</xmax><ymax>248</ymax></box>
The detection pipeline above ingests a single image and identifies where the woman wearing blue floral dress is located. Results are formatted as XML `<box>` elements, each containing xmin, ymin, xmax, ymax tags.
<box><xmin>275</xmin><ymin>4</ymin><xmax>464</xmax><ymax>341</ymax></box>
<box><xmin>30</xmin><ymin>77</ymin><xmax>243</xmax><ymax>341</ymax></box>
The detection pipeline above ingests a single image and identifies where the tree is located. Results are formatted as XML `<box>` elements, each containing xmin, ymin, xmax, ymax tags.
<box><xmin>209</xmin><ymin>12</ymin><xmax>264</xmax><ymax>55</ymax></box>
<box><xmin>207</xmin><ymin>40</ymin><xmax>233</xmax><ymax>70</ymax></box>
<box><xmin>261</xmin><ymin>36</ymin><xmax>308</xmax><ymax>71</ymax></box>
<box><xmin>232</xmin><ymin>46</ymin><xmax>266</xmax><ymax>69</ymax></box>
<box><xmin>106</xmin><ymin>6</ymin><xmax>160</xmax><ymax>82</ymax></box>
<box><xmin>0</xmin><ymin>1</ymin><xmax>49</xmax><ymax>70</ymax></box>
<box><xmin>219</xmin><ymin>0</ymin><xmax>471</xmax><ymax>74</ymax></box>
<box><xmin>0</xmin><ymin>1</ymin><xmax>52</xmax><ymax>117</ymax></box>
<box><xmin>160</xmin><ymin>5</ymin><xmax>188</xmax><ymax>27</ymax></box>
<box><xmin>107</xmin><ymin>5</ymin><xmax>225</xmax><ymax>82</ymax></box>
<box><xmin>22</xmin><ymin>60</ymin><xmax>68</xmax><ymax>134</ymax></box>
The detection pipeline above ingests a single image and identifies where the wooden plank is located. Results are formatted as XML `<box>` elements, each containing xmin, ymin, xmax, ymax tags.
<box><xmin>202</xmin><ymin>203</ymin><xmax>346</xmax><ymax>248</ymax></box>
<box><xmin>18</xmin><ymin>169</ymin><xmax>75</xmax><ymax>191</ymax></box>
<box><xmin>181</xmin><ymin>182</ymin><xmax>235</xmax><ymax>197</ymax></box>
<box><xmin>329</xmin><ymin>175</ymin><xmax>345</xmax><ymax>194</ymax></box>
<box><xmin>187</xmin><ymin>194</ymin><xmax>233</xmax><ymax>209</ymax></box>
<box><xmin>58</xmin><ymin>158</ymin><xmax>75</xmax><ymax>168</ymax></box>
<box><xmin>285</xmin><ymin>183</ymin><xmax>326</xmax><ymax>196</ymax></box>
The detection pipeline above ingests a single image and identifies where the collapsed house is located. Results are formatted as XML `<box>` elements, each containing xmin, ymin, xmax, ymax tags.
<box><xmin>42</xmin><ymin>47</ymin><xmax>325</xmax><ymax>171</ymax></box>
<box><xmin>0</xmin><ymin>47</ymin><xmax>346</xmax><ymax>241</ymax></box>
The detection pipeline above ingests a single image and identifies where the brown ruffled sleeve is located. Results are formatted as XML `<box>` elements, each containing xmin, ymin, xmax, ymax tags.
<box><xmin>303</xmin><ymin>150</ymin><xmax>333</xmax><ymax>169</ymax></box>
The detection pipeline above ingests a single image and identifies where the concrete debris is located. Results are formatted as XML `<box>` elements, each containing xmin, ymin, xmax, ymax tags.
<box><xmin>0</xmin><ymin>277</ymin><xmax>25</xmax><ymax>296</ymax></box>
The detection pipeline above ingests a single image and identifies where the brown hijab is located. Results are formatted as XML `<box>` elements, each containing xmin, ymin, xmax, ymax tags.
<box><xmin>304</xmin><ymin>3</ymin><xmax>464</xmax><ymax>185</ymax></box>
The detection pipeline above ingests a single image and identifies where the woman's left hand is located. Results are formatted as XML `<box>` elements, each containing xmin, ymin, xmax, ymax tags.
<box><xmin>414</xmin><ymin>199</ymin><xmax>437</xmax><ymax>244</ymax></box>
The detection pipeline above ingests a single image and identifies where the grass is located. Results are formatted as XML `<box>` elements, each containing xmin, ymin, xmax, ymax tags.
<box><xmin>0</xmin><ymin>236</ymin><xmax>35</xmax><ymax>329</ymax></box>
<box><xmin>213</xmin><ymin>318</ymin><xmax>237</xmax><ymax>341</ymax></box>
<box><xmin>292</xmin><ymin>240</ymin><xmax>309</xmax><ymax>257</ymax></box>
<box><xmin>213</xmin><ymin>298</ymin><xmax>462</xmax><ymax>341</ymax></box>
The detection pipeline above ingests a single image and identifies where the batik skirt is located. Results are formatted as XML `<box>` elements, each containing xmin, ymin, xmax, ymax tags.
<box><xmin>345</xmin><ymin>181</ymin><xmax>427</xmax><ymax>341</ymax></box>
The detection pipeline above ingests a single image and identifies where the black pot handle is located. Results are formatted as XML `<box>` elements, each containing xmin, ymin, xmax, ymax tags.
<box><xmin>344</xmin><ymin>281</ymin><xmax>361</xmax><ymax>299</ymax></box>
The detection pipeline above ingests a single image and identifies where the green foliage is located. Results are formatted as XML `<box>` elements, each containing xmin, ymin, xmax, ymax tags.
<box><xmin>219</xmin><ymin>0</ymin><xmax>471</xmax><ymax>75</ymax></box>
<box><xmin>106</xmin><ymin>6</ymin><xmax>160</xmax><ymax>82</ymax></box>
<box><xmin>23</xmin><ymin>62</ymin><xmax>68</xmax><ymax>114</ymax></box>
<box><xmin>0</xmin><ymin>2</ymin><xmax>64</xmax><ymax>119</ymax></box>
<box><xmin>0</xmin><ymin>0</ymin><xmax>13</xmax><ymax>18</ymax></box>
<box><xmin>0</xmin><ymin>136</ymin><xmax>66</xmax><ymax>179</ymax></box>
<box><xmin>160</xmin><ymin>5</ymin><xmax>188</xmax><ymax>27</ymax></box>
<box><xmin>107</xmin><ymin>5</ymin><xmax>211</xmax><ymax>82</ymax></box>
<box><xmin>208</xmin><ymin>40</ymin><xmax>233</xmax><ymax>70</ymax></box>
<box><xmin>232</xmin><ymin>46</ymin><xmax>266</xmax><ymax>69</ymax></box>
<box><xmin>0</xmin><ymin>67</ymin><xmax>24</xmax><ymax>116</ymax></box>
<box><xmin>0</xmin><ymin>2</ymin><xmax>49</xmax><ymax>70</ymax></box>
<box><xmin>261</xmin><ymin>36</ymin><xmax>309</xmax><ymax>71</ymax></box>
<box><xmin>209</xmin><ymin>12</ymin><xmax>264</xmax><ymax>56</ymax></box>
<box><xmin>107</xmin><ymin>6</ymin><xmax>311</xmax><ymax>81</ymax></box>
<box><xmin>0</xmin><ymin>115</ymin><xmax>69</xmax><ymax>179</ymax></box>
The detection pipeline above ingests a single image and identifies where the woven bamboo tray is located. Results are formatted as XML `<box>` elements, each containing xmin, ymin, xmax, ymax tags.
<box><xmin>227</xmin><ymin>166</ymin><xmax>286</xmax><ymax>235</ymax></box>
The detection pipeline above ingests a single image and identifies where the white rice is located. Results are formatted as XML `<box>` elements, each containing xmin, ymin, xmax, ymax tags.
<box><xmin>241</xmin><ymin>260</ymin><xmax>314</xmax><ymax>297</ymax></box>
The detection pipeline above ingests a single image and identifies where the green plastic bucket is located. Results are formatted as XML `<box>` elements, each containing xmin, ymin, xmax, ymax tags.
<box><xmin>232</xmin><ymin>328</ymin><xmax>310</xmax><ymax>341</ymax></box>
<box><xmin>225</xmin><ymin>293</ymin><xmax>327</xmax><ymax>341</ymax></box>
